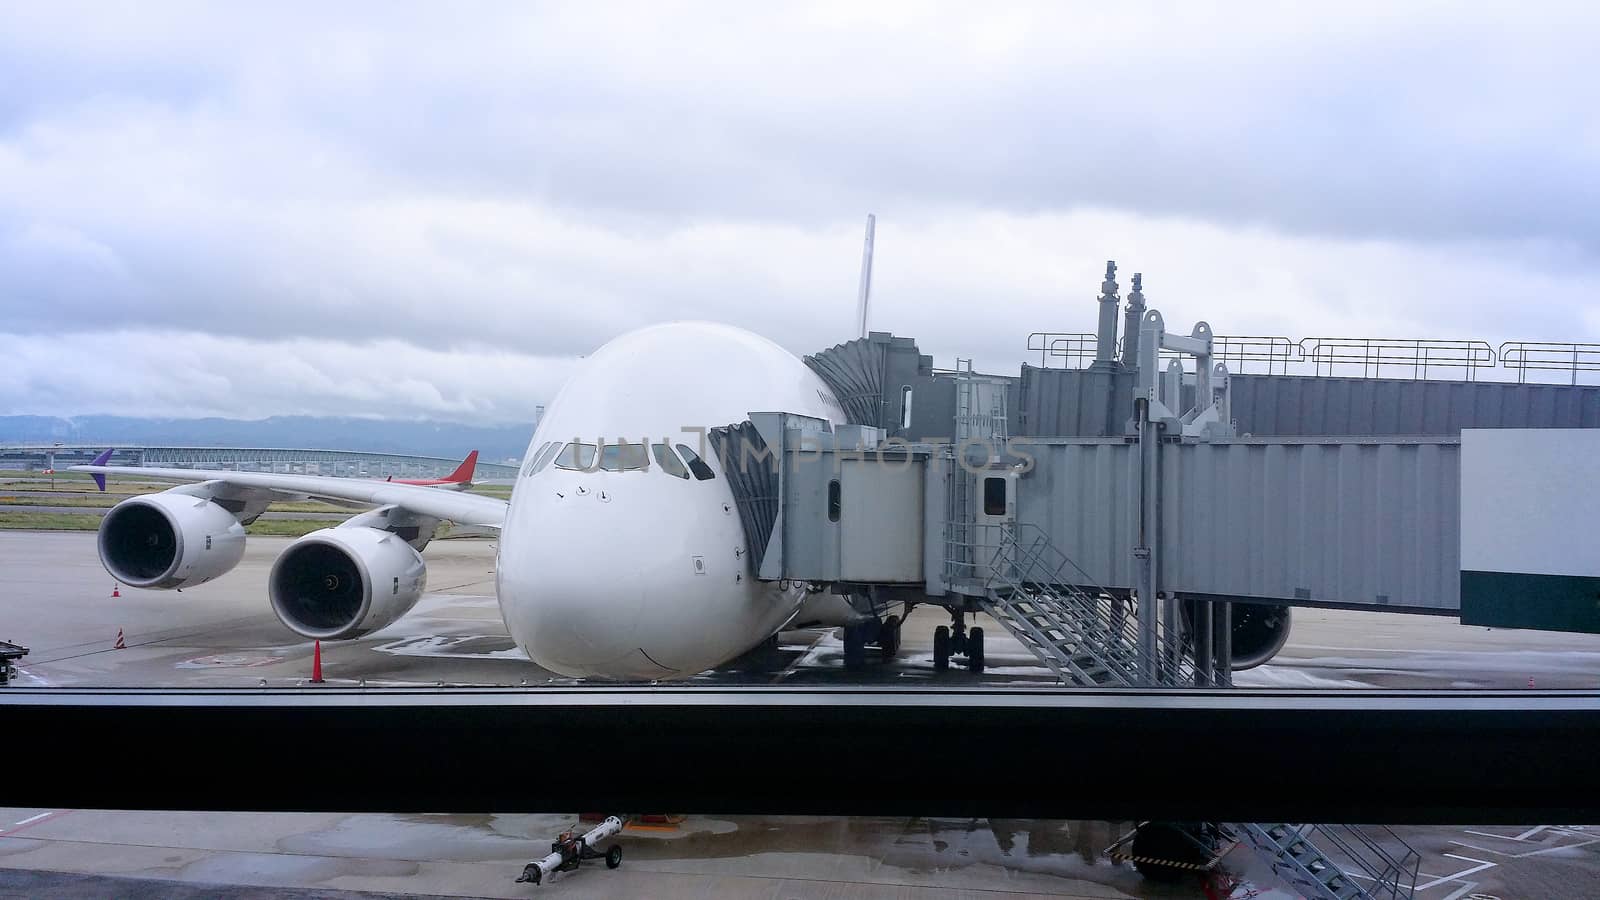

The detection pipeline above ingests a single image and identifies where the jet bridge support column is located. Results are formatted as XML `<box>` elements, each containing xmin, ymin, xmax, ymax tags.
<box><xmin>1135</xmin><ymin>389</ymin><xmax>1161</xmax><ymax>680</ymax></box>
<box><xmin>1193</xmin><ymin>599</ymin><xmax>1214</xmax><ymax>686</ymax></box>
<box><xmin>1214</xmin><ymin>601</ymin><xmax>1232</xmax><ymax>687</ymax></box>
<box><xmin>1133</xmin><ymin>307</ymin><xmax>1233</xmax><ymax>683</ymax></box>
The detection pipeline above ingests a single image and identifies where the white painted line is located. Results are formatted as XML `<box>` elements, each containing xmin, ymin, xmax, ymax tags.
<box><xmin>12</xmin><ymin>812</ymin><xmax>50</xmax><ymax>826</ymax></box>
<box><xmin>1514</xmin><ymin>836</ymin><xmax>1599</xmax><ymax>859</ymax></box>
<box><xmin>1463</xmin><ymin>829</ymin><xmax>1521</xmax><ymax>842</ymax></box>
<box><xmin>1416</xmin><ymin>854</ymin><xmax>1497</xmax><ymax>891</ymax></box>
<box><xmin>1437</xmin><ymin>881</ymin><xmax>1482</xmax><ymax>900</ymax></box>
<box><xmin>1515</xmin><ymin>825</ymin><xmax>1549</xmax><ymax>841</ymax></box>
<box><xmin>1453</xmin><ymin>834</ymin><xmax>1600</xmax><ymax>859</ymax></box>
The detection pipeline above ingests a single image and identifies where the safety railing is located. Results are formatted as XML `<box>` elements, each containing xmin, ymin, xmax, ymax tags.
<box><xmin>1499</xmin><ymin>341</ymin><xmax>1600</xmax><ymax>385</ymax></box>
<box><xmin>1025</xmin><ymin>332</ymin><xmax>1100</xmax><ymax>369</ymax></box>
<box><xmin>1299</xmin><ymin>337</ymin><xmax>1496</xmax><ymax>380</ymax></box>
<box><xmin>1311</xmin><ymin>824</ymin><xmax>1421</xmax><ymax>900</ymax></box>
<box><xmin>1019</xmin><ymin>331</ymin><xmax>1600</xmax><ymax>384</ymax></box>
<box><xmin>970</xmin><ymin>522</ymin><xmax>1198</xmax><ymax>686</ymax></box>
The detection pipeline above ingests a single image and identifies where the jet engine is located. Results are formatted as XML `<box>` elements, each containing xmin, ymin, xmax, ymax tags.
<box><xmin>269</xmin><ymin>525</ymin><xmax>426</xmax><ymax>640</ymax></box>
<box><xmin>98</xmin><ymin>490</ymin><xmax>247</xmax><ymax>590</ymax></box>
<box><xmin>1229</xmin><ymin>601</ymin><xmax>1292</xmax><ymax>670</ymax></box>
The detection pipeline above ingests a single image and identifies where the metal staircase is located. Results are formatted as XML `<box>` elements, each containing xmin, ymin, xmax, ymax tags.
<box><xmin>1236</xmin><ymin>823</ymin><xmax>1418</xmax><ymax>900</ymax></box>
<box><xmin>977</xmin><ymin>523</ymin><xmax>1196</xmax><ymax>687</ymax></box>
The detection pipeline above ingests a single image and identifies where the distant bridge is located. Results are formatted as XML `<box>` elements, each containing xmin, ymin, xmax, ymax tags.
<box><xmin>0</xmin><ymin>445</ymin><xmax>519</xmax><ymax>481</ymax></box>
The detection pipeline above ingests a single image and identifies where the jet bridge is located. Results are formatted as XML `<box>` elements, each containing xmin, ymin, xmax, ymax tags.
<box><xmin>716</xmin><ymin>305</ymin><xmax>1600</xmax><ymax>690</ymax></box>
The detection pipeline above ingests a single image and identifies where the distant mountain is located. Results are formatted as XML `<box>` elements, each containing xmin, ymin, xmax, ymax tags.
<box><xmin>0</xmin><ymin>415</ymin><xmax>537</xmax><ymax>463</ymax></box>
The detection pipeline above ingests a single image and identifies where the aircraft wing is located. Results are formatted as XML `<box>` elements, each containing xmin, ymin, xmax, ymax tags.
<box><xmin>68</xmin><ymin>463</ymin><xmax>508</xmax><ymax>528</ymax></box>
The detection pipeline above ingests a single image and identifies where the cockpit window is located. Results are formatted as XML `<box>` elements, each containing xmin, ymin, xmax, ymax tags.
<box><xmin>554</xmin><ymin>442</ymin><xmax>598</xmax><ymax>471</ymax></box>
<box><xmin>599</xmin><ymin>440</ymin><xmax>650</xmax><ymax>472</ymax></box>
<box><xmin>652</xmin><ymin>442</ymin><xmax>690</xmax><ymax>479</ymax></box>
<box><xmin>675</xmin><ymin>443</ymin><xmax>716</xmax><ymax>481</ymax></box>
<box><xmin>521</xmin><ymin>442</ymin><xmax>549</xmax><ymax>477</ymax></box>
<box><xmin>526</xmin><ymin>441</ymin><xmax>561</xmax><ymax>476</ymax></box>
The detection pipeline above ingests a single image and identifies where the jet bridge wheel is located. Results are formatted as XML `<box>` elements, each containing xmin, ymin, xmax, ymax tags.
<box><xmin>877</xmin><ymin>615</ymin><xmax>901</xmax><ymax>660</ymax></box>
<box><xmin>933</xmin><ymin>625</ymin><xmax>951</xmax><ymax>672</ymax></box>
<box><xmin>843</xmin><ymin>622</ymin><xmax>869</xmax><ymax>671</ymax></box>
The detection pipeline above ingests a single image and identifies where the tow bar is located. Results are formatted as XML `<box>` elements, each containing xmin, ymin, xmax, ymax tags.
<box><xmin>517</xmin><ymin>815</ymin><xmax>625</xmax><ymax>886</ymax></box>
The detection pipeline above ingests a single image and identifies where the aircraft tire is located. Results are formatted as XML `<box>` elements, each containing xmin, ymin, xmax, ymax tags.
<box><xmin>606</xmin><ymin>845</ymin><xmax>622</xmax><ymax>869</ymax></box>
<box><xmin>966</xmin><ymin>626</ymin><xmax>985</xmax><ymax>674</ymax></box>
<box><xmin>933</xmin><ymin>625</ymin><xmax>950</xmax><ymax>672</ymax></box>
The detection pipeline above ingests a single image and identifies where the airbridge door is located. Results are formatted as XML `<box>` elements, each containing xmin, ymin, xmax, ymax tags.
<box><xmin>840</xmin><ymin>457</ymin><xmax>924</xmax><ymax>582</ymax></box>
<box><xmin>776</xmin><ymin>445</ymin><xmax>927</xmax><ymax>584</ymax></box>
<box><xmin>972</xmin><ymin>470</ymin><xmax>1017</xmax><ymax>583</ymax></box>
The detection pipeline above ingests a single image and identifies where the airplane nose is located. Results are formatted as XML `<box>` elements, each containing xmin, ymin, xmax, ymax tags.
<box><xmin>498</xmin><ymin>483</ymin><xmax>678</xmax><ymax>679</ymax></box>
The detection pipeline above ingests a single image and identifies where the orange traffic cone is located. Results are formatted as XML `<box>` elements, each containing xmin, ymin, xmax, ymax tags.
<box><xmin>113</xmin><ymin>628</ymin><xmax>126</xmax><ymax>650</ymax></box>
<box><xmin>311</xmin><ymin>640</ymin><xmax>324</xmax><ymax>683</ymax></box>
<box><xmin>111</xmin><ymin>583</ymin><xmax>121</xmax><ymax>598</ymax></box>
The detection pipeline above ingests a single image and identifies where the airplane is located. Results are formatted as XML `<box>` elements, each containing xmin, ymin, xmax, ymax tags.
<box><xmin>73</xmin><ymin>321</ymin><xmax>860</xmax><ymax>680</ymax></box>
<box><xmin>386</xmin><ymin>450</ymin><xmax>478</xmax><ymax>490</ymax></box>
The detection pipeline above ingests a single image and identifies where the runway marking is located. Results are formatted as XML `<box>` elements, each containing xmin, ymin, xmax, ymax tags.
<box><xmin>1288</xmin><ymin>643</ymin><xmax>1600</xmax><ymax>656</ymax></box>
<box><xmin>0</xmin><ymin>809</ymin><xmax>71</xmax><ymax>836</ymax></box>
<box><xmin>771</xmin><ymin>631</ymin><xmax>833</xmax><ymax>683</ymax></box>
<box><xmin>1451</xmin><ymin>836</ymin><xmax>1600</xmax><ymax>859</ymax></box>
<box><xmin>1436</xmin><ymin>883</ymin><xmax>1483</xmax><ymax>900</ymax></box>
<box><xmin>1415</xmin><ymin>854</ymin><xmax>1497</xmax><ymax>891</ymax></box>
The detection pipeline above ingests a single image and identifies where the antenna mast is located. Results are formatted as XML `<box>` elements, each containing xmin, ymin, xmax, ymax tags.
<box><xmin>855</xmin><ymin>214</ymin><xmax>876</xmax><ymax>339</ymax></box>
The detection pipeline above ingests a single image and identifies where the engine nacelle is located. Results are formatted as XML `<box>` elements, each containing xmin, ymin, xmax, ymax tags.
<box><xmin>98</xmin><ymin>490</ymin><xmax>247</xmax><ymax>590</ymax></box>
<box><xmin>1230</xmin><ymin>601</ymin><xmax>1292</xmax><ymax>670</ymax></box>
<box><xmin>269</xmin><ymin>526</ymin><xmax>427</xmax><ymax>640</ymax></box>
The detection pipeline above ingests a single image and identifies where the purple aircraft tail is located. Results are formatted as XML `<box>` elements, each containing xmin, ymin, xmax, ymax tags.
<box><xmin>88</xmin><ymin>448</ymin><xmax>113</xmax><ymax>491</ymax></box>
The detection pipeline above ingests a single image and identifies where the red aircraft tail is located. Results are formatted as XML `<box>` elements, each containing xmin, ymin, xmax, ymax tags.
<box><xmin>389</xmin><ymin>450</ymin><xmax>479</xmax><ymax>489</ymax></box>
<box><xmin>442</xmin><ymin>450</ymin><xmax>479</xmax><ymax>485</ymax></box>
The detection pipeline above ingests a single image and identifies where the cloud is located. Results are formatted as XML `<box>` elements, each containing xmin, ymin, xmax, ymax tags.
<box><xmin>0</xmin><ymin>331</ymin><xmax>571</xmax><ymax>423</ymax></box>
<box><xmin>1</xmin><ymin>2</ymin><xmax>1597</xmax><ymax>419</ymax></box>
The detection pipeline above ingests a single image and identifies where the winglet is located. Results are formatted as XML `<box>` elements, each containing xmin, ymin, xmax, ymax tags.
<box><xmin>445</xmin><ymin>450</ymin><xmax>479</xmax><ymax>485</ymax></box>
<box><xmin>89</xmin><ymin>448</ymin><xmax>113</xmax><ymax>491</ymax></box>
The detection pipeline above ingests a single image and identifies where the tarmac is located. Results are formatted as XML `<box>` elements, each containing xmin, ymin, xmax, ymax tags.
<box><xmin>3</xmin><ymin>529</ymin><xmax>1599</xmax><ymax>898</ymax></box>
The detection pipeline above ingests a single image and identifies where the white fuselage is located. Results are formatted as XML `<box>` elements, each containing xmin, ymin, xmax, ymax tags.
<box><xmin>495</xmin><ymin>322</ymin><xmax>845</xmax><ymax>679</ymax></box>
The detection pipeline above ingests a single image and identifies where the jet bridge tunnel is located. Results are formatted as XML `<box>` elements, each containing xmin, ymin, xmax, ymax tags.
<box><xmin>711</xmin><ymin>318</ymin><xmax>1600</xmax><ymax>686</ymax></box>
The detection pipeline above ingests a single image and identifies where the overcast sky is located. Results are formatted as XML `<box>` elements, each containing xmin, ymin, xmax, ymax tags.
<box><xmin>3</xmin><ymin>2</ymin><xmax>1597</xmax><ymax>424</ymax></box>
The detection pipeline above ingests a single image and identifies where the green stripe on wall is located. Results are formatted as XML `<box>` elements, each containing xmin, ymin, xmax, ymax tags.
<box><xmin>1461</xmin><ymin>570</ymin><xmax>1600</xmax><ymax>634</ymax></box>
